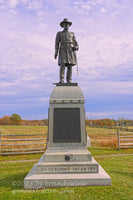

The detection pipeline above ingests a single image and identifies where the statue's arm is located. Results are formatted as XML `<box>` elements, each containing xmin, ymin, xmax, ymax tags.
<box><xmin>73</xmin><ymin>33</ymin><xmax>79</xmax><ymax>51</ymax></box>
<box><xmin>54</xmin><ymin>32</ymin><xmax>60</xmax><ymax>59</ymax></box>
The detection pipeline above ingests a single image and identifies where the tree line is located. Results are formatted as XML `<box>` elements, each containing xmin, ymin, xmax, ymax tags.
<box><xmin>0</xmin><ymin>114</ymin><xmax>133</xmax><ymax>126</ymax></box>
<box><xmin>0</xmin><ymin>114</ymin><xmax>48</xmax><ymax>126</ymax></box>
<box><xmin>86</xmin><ymin>118</ymin><xmax>133</xmax><ymax>127</ymax></box>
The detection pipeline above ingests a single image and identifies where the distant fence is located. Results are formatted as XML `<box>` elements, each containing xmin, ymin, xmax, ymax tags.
<box><xmin>0</xmin><ymin>132</ymin><xmax>47</xmax><ymax>155</ymax></box>
<box><xmin>117</xmin><ymin>130</ymin><xmax>133</xmax><ymax>150</ymax></box>
<box><xmin>89</xmin><ymin>125</ymin><xmax>133</xmax><ymax>131</ymax></box>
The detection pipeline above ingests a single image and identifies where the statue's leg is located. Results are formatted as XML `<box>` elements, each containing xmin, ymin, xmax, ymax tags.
<box><xmin>59</xmin><ymin>64</ymin><xmax>65</xmax><ymax>83</ymax></box>
<box><xmin>66</xmin><ymin>65</ymin><xmax>72</xmax><ymax>83</ymax></box>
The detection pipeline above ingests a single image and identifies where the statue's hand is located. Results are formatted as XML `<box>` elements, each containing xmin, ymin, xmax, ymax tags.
<box><xmin>54</xmin><ymin>54</ymin><xmax>57</xmax><ymax>59</ymax></box>
<box><xmin>72</xmin><ymin>46</ymin><xmax>78</xmax><ymax>51</ymax></box>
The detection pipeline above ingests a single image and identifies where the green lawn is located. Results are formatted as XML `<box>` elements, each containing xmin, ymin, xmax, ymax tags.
<box><xmin>0</xmin><ymin>147</ymin><xmax>133</xmax><ymax>162</ymax></box>
<box><xmin>0</xmin><ymin>148</ymin><xmax>133</xmax><ymax>200</ymax></box>
<box><xmin>88</xmin><ymin>147</ymin><xmax>133</xmax><ymax>156</ymax></box>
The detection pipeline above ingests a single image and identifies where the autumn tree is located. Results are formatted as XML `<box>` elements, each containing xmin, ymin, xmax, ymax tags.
<box><xmin>0</xmin><ymin>115</ymin><xmax>11</xmax><ymax>125</ymax></box>
<box><xmin>10</xmin><ymin>114</ymin><xmax>22</xmax><ymax>125</ymax></box>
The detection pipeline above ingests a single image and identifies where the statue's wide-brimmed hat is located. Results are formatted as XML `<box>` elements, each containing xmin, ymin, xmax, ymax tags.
<box><xmin>60</xmin><ymin>18</ymin><xmax>72</xmax><ymax>27</ymax></box>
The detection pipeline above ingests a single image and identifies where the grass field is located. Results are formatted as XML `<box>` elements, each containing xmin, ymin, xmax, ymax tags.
<box><xmin>0</xmin><ymin>125</ymin><xmax>48</xmax><ymax>135</ymax></box>
<box><xmin>0</xmin><ymin>126</ymin><xmax>133</xmax><ymax>200</ymax></box>
<box><xmin>86</xmin><ymin>126</ymin><xmax>118</xmax><ymax>147</ymax></box>
<box><xmin>0</xmin><ymin>150</ymin><xmax>133</xmax><ymax>200</ymax></box>
<box><xmin>127</xmin><ymin>126</ymin><xmax>133</xmax><ymax>129</ymax></box>
<box><xmin>0</xmin><ymin>125</ymin><xmax>117</xmax><ymax>147</ymax></box>
<box><xmin>0</xmin><ymin>126</ymin><xmax>48</xmax><ymax>153</ymax></box>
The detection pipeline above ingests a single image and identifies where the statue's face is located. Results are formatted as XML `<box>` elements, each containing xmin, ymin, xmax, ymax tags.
<box><xmin>63</xmin><ymin>23</ymin><xmax>70</xmax><ymax>30</ymax></box>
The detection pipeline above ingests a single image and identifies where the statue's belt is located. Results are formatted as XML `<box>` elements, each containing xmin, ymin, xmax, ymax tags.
<box><xmin>61</xmin><ymin>42</ymin><xmax>73</xmax><ymax>44</ymax></box>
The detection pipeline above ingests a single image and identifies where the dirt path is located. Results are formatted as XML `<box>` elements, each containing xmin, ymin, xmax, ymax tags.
<box><xmin>0</xmin><ymin>153</ymin><xmax>133</xmax><ymax>162</ymax></box>
<box><xmin>95</xmin><ymin>153</ymin><xmax>133</xmax><ymax>158</ymax></box>
<box><xmin>0</xmin><ymin>159</ymin><xmax>38</xmax><ymax>163</ymax></box>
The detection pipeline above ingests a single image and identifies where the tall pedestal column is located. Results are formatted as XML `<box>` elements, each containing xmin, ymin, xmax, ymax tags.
<box><xmin>24</xmin><ymin>83</ymin><xmax>111</xmax><ymax>189</ymax></box>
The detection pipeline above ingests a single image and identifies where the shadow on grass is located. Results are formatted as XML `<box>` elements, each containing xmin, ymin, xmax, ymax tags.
<box><xmin>0</xmin><ymin>172</ymin><xmax>27</xmax><ymax>190</ymax></box>
<box><xmin>111</xmin><ymin>171</ymin><xmax>133</xmax><ymax>179</ymax></box>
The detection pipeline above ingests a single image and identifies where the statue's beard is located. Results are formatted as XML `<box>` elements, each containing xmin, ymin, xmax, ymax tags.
<box><xmin>64</xmin><ymin>26</ymin><xmax>69</xmax><ymax>31</ymax></box>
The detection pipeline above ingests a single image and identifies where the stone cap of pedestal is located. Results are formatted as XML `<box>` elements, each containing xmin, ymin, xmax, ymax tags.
<box><xmin>49</xmin><ymin>84</ymin><xmax>85</xmax><ymax>104</ymax></box>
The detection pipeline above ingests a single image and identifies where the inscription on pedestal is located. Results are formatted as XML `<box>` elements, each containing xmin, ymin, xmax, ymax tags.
<box><xmin>36</xmin><ymin>165</ymin><xmax>98</xmax><ymax>174</ymax></box>
<box><xmin>53</xmin><ymin>108</ymin><xmax>81</xmax><ymax>142</ymax></box>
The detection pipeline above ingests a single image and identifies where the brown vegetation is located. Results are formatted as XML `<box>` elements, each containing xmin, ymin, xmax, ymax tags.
<box><xmin>0</xmin><ymin>115</ymin><xmax>48</xmax><ymax>126</ymax></box>
<box><xmin>100</xmin><ymin>138</ymin><xmax>118</xmax><ymax>148</ymax></box>
<box><xmin>86</xmin><ymin>118</ymin><xmax>133</xmax><ymax>127</ymax></box>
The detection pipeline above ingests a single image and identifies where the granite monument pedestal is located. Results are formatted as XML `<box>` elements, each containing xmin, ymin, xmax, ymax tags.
<box><xmin>24</xmin><ymin>83</ymin><xmax>111</xmax><ymax>189</ymax></box>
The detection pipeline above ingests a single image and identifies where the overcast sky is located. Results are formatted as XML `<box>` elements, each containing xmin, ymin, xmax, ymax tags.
<box><xmin>0</xmin><ymin>0</ymin><xmax>133</xmax><ymax>120</ymax></box>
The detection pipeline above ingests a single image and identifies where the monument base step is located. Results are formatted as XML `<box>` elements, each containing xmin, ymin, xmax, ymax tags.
<box><xmin>43</xmin><ymin>148</ymin><xmax>92</xmax><ymax>162</ymax></box>
<box><xmin>36</xmin><ymin>157</ymin><xmax>98</xmax><ymax>174</ymax></box>
<box><xmin>24</xmin><ymin>156</ymin><xmax>111</xmax><ymax>189</ymax></box>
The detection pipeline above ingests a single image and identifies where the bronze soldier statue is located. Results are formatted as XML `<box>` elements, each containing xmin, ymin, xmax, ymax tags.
<box><xmin>54</xmin><ymin>18</ymin><xmax>79</xmax><ymax>83</ymax></box>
